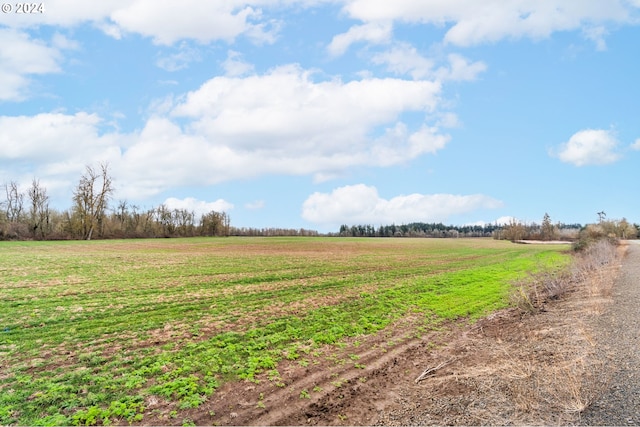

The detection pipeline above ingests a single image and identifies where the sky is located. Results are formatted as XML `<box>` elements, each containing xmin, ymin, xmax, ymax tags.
<box><xmin>1</xmin><ymin>1</ymin><xmax>639</xmax><ymax>233</ymax></box>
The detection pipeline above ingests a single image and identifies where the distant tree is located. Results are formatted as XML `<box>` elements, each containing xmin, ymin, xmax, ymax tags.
<box><xmin>27</xmin><ymin>179</ymin><xmax>50</xmax><ymax>239</ymax></box>
<box><xmin>200</xmin><ymin>210</ymin><xmax>230</xmax><ymax>237</ymax></box>
<box><xmin>540</xmin><ymin>213</ymin><xmax>557</xmax><ymax>241</ymax></box>
<box><xmin>114</xmin><ymin>200</ymin><xmax>129</xmax><ymax>234</ymax></box>
<box><xmin>501</xmin><ymin>218</ymin><xmax>527</xmax><ymax>242</ymax></box>
<box><xmin>616</xmin><ymin>218</ymin><xmax>637</xmax><ymax>239</ymax></box>
<box><xmin>72</xmin><ymin>163</ymin><xmax>114</xmax><ymax>240</ymax></box>
<box><xmin>3</xmin><ymin>181</ymin><xmax>24</xmax><ymax>223</ymax></box>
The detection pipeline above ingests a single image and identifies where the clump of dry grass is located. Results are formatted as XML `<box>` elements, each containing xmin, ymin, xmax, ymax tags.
<box><xmin>510</xmin><ymin>268</ymin><xmax>572</xmax><ymax>313</ymax></box>
<box><xmin>511</xmin><ymin>238</ymin><xmax>618</xmax><ymax>314</ymax></box>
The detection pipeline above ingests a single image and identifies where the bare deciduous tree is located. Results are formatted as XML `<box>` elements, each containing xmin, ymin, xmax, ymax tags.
<box><xmin>3</xmin><ymin>181</ymin><xmax>24</xmax><ymax>223</ymax></box>
<box><xmin>502</xmin><ymin>218</ymin><xmax>527</xmax><ymax>242</ymax></box>
<box><xmin>28</xmin><ymin>179</ymin><xmax>50</xmax><ymax>239</ymax></box>
<box><xmin>73</xmin><ymin>163</ymin><xmax>114</xmax><ymax>240</ymax></box>
<box><xmin>200</xmin><ymin>210</ymin><xmax>230</xmax><ymax>236</ymax></box>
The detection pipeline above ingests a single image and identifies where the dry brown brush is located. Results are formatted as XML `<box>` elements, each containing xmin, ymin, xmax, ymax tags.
<box><xmin>375</xmin><ymin>239</ymin><xmax>623</xmax><ymax>426</ymax></box>
<box><xmin>415</xmin><ymin>239</ymin><xmax>622</xmax><ymax>425</ymax></box>
<box><xmin>499</xmin><ymin>238</ymin><xmax>621</xmax><ymax>424</ymax></box>
<box><xmin>511</xmin><ymin>238</ymin><xmax>618</xmax><ymax>313</ymax></box>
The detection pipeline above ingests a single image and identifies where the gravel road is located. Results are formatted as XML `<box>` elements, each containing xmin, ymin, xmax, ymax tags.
<box><xmin>579</xmin><ymin>241</ymin><xmax>640</xmax><ymax>426</ymax></box>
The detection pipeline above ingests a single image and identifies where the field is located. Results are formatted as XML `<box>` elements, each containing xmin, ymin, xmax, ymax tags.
<box><xmin>0</xmin><ymin>237</ymin><xmax>570</xmax><ymax>426</ymax></box>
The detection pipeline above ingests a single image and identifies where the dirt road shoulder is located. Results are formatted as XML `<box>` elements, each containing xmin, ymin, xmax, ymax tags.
<box><xmin>579</xmin><ymin>240</ymin><xmax>640</xmax><ymax>425</ymax></box>
<box><xmin>374</xmin><ymin>241</ymin><xmax>626</xmax><ymax>425</ymax></box>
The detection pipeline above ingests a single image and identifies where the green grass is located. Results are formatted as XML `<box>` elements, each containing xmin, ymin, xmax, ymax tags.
<box><xmin>0</xmin><ymin>237</ymin><xmax>570</xmax><ymax>425</ymax></box>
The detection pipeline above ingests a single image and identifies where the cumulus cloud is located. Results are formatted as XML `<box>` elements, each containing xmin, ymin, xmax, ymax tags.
<box><xmin>371</xmin><ymin>42</ymin><xmax>435</xmax><ymax>79</ymax></box>
<box><xmin>2</xmin><ymin>1</ymin><xmax>635</xmax><ymax>50</ymax></box>
<box><xmin>339</xmin><ymin>0</ymin><xmax>635</xmax><ymax>48</ymax></box>
<box><xmin>302</xmin><ymin>184</ymin><xmax>503</xmax><ymax>225</ymax></box>
<box><xmin>0</xmin><ymin>112</ymin><xmax>126</xmax><ymax>198</ymax></box>
<box><xmin>553</xmin><ymin>129</ymin><xmax>621</xmax><ymax>166</ymax></box>
<box><xmin>437</xmin><ymin>54</ymin><xmax>487</xmax><ymax>81</ymax></box>
<box><xmin>0</xmin><ymin>1</ymin><xmax>302</xmax><ymax>45</ymax></box>
<box><xmin>0</xmin><ymin>112</ymin><xmax>120</xmax><ymax>164</ymax></box>
<box><xmin>0</xmin><ymin>29</ymin><xmax>63</xmax><ymax>101</ymax></box>
<box><xmin>163</xmin><ymin>197</ymin><xmax>234</xmax><ymax>217</ymax></box>
<box><xmin>1</xmin><ymin>63</ymin><xmax>451</xmax><ymax>200</ymax></box>
<box><xmin>328</xmin><ymin>21</ymin><xmax>393</xmax><ymax>56</ymax></box>
<box><xmin>110</xmin><ymin>1</ymin><xmax>274</xmax><ymax>45</ymax></box>
<box><xmin>631</xmin><ymin>138</ymin><xmax>640</xmax><ymax>151</ymax></box>
<box><xmin>120</xmin><ymin>64</ymin><xmax>448</xmax><ymax>195</ymax></box>
<box><xmin>372</xmin><ymin>44</ymin><xmax>486</xmax><ymax>82</ymax></box>
<box><xmin>0</xmin><ymin>0</ymin><xmax>125</xmax><ymax>28</ymax></box>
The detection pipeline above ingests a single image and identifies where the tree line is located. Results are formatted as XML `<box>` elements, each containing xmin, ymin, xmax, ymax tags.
<box><xmin>0</xmin><ymin>164</ymin><xmax>232</xmax><ymax>241</ymax></box>
<box><xmin>229</xmin><ymin>227</ymin><xmax>320</xmax><ymax>237</ymax></box>
<box><xmin>3</xmin><ymin>165</ymin><xmax>637</xmax><ymax>242</ymax></box>
<box><xmin>336</xmin><ymin>222</ymin><xmax>504</xmax><ymax>238</ymax></box>
<box><xmin>334</xmin><ymin>214</ymin><xmax>634</xmax><ymax>241</ymax></box>
<box><xmin>494</xmin><ymin>213</ymin><xmax>638</xmax><ymax>242</ymax></box>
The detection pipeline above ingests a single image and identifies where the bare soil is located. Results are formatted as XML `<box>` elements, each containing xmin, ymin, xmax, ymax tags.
<box><xmin>142</xmin><ymin>243</ymin><xmax>628</xmax><ymax>426</ymax></box>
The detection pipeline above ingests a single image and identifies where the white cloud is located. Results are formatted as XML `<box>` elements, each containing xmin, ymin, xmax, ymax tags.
<box><xmin>0</xmin><ymin>112</ymin><xmax>119</xmax><ymax>164</ymax></box>
<box><xmin>2</xmin><ymin>1</ymin><xmax>634</xmax><ymax>50</ymax></box>
<box><xmin>553</xmin><ymin>129</ymin><xmax>621</xmax><ymax>166</ymax></box>
<box><xmin>0</xmin><ymin>112</ymin><xmax>125</xmax><ymax>199</ymax></box>
<box><xmin>163</xmin><ymin>197</ymin><xmax>234</xmax><ymax>217</ymax></box>
<box><xmin>165</xmin><ymin>65</ymin><xmax>447</xmax><ymax>181</ymax></box>
<box><xmin>631</xmin><ymin>138</ymin><xmax>640</xmax><ymax>151</ymax></box>
<box><xmin>0</xmin><ymin>0</ymin><xmax>296</xmax><ymax>45</ymax></box>
<box><xmin>110</xmin><ymin>1</ymin><xmax>271</xmax><ymax>45</ymax></box>
<box><xmin>156</xmin><ymin>42</ymin><xmax>202</xmax><ymax>71</ymax></box>
<box><xmin>51</xmin><ymin>33</ymin><xmax>80</xmax><ymax>51</ymax></box>
<box><xmin>221</xmin><ymin>50</ymin><xmax>255</xmax><ymax>77</ymax></box>
<box><xmin>372</xmin><ymin>45</ymin><xmax>486</xmax><ymax>82</ymax></box>
<box><xmin>328</xmin><ymin>21</ymin><xmax>393</xmax><ymax>56</ymax></box>
<box><xmin>436</xmin><ymin>54</ymin><xmax>487</xmax><ymax>82</ymax></box>
<box><xmin>302</xmin><ymin>184</ymin><xmax>503</xmax><ymax>225</ymax></box>
<box><xmin>0</xmin><ymin>0</ymin><xmax>127</xmax><ymax>28</ymax></box>
<box><xmin>436</xmin><ymin>112</ymin><xmax>461</xmax><ymax>129</ymax></box>
<box><xmin>339</xmin><ymin>0</ymin><xmax>635</xmax><ymax>47</ymax></box>
<box><xmin>0</xmin><ymin>29</ymin><xmax>63</xmax><ymax>100</ymax></box>
<box><xmin>114</xmin><ymin>117</ymin><xmax>228</xmax><ymax>198</ymax></box>
<box><xmin>371</xmin><ymin>42</ymin><xmax>435</xmax><ymax>79</ymax></box>
<box><xmin>1</xmin><ymin>65</ymin><xmax>451</xmax><ymax>201</ymax></box>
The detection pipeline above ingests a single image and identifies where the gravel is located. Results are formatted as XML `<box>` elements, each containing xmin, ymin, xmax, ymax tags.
<box><xmin>579</xmin><ymin>241</ymin><xmax>640</xmax><ymax>426</ymax></box>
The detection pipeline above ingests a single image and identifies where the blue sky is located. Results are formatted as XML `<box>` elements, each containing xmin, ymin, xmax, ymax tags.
<box><xmin>1</xmin><ymin>1</ymin><xmax>639</xmax><ymax>233</ymax></box>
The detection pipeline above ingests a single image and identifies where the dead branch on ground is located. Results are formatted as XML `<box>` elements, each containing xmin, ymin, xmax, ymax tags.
<box><xmin>415</xmin><ymin>358</ymin><xmax>456</xmax><ymax>383</ymax></box>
